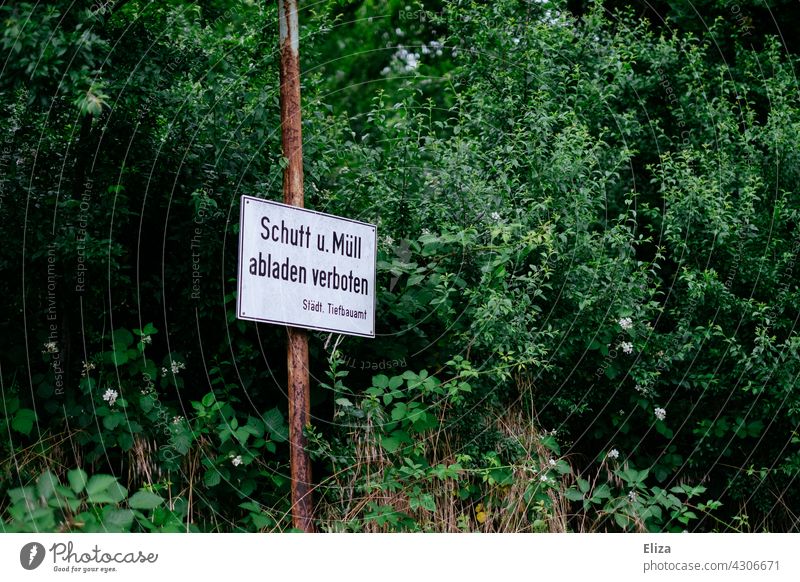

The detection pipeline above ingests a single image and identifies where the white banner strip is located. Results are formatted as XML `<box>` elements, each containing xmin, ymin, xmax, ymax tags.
<box><xmin>1</xmin><ymin>533</ymin><xmax>797</xmax><ymax>581</ymax></box>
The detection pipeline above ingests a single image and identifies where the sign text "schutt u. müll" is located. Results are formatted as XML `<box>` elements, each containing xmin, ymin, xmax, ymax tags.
<box><xmin>259</xmin><ymin>216</ymin><xmax>364</xmax><ymax>258</ymax></box>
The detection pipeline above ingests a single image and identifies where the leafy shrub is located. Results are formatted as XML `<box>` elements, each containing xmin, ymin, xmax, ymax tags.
<box><xmin>1</xmin><ymin>0</ymin><xmax>798</xmax><ymax>532</ymax></box>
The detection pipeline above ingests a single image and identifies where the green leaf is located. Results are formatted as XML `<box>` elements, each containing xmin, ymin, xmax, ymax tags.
<box><xmin>245</xmin><ymin>416</ymin><xmax>265</xmax><ymax>438</ymax></box>
<box><xmin>592</xmin><ymin>483</ymin><xmax>611</xmax><ymax>501</ymax></box>
<box><xmin>263</xmin><ymin>407</ymin><xmax>288</xmax><ymax>443</ymax></box>
<box><xmin>540</xmin><ymin>434</ymin><xmax>561</xmax><ymax>455</ymax></box>
<box><xmin>112</xmin><ymin>328</ymin><xmax>134</xmax><ymax>349</ymax></box>
<box><xmin>68</xmin><ymin>469</ymin><xmax>88</xmax><ymax>494</ymax></box>
<box><xmin>391</xmin><ymin>402</ymin><xmax>407</xmax><ymax>421</ymax></box>
<box><xmin>37</xmin><ymin>471</ymin><xmax>59</xmax><ymax>501</ymax></box>
<box><xmin>51</xmin><ymin>489</ymin><xmax>81</xmax><ymax>513</ymax></box>
<box><xmin>140</xmin><ymin>395</ymin><xmax>154</xmax><ymax>412</ymax></box>
<box><xmin>117</xmin><ymin>432</ymin><xmax>134</xmax><ymax>451</ymax></box>
<box><xmin>204</xmin><ymin>469</ymin><xmax>221</xmax><ymax>488</ymax></box>
<box><xmin>4</xmin><ymin>396</ymin><xmax>19</xmax><ymax>415</ymax></box>
<box><xmin>235</xmin><ymin>426</ymin><xmax>251</xmax><ymax>444</ymax></box>
<box><xmin>388</xmin><ymin>375</ymin><xmax>404</xmax><ymax>390</ymax></box>
<box><xmin>106</xmin><ymin>481</ymin><xmax>128</xmax><ymax>504</ymax></box>
<box><xmin>85</xmin><ymin>474</ymin><xmax>118</xmax><ymax>497</ymax></box>
<box><xmin>86</xmin><ymin>492</ymin><xmax>115</xmax><ymax>504</ymax></box>
<box><xmin>419</xmin><ymin>493</ymin><xmax>436</xmax><ymax>512</ymax></box>
<box><xmin>128</xmin><ymin>491</ymin><xmax>165</xmax><ymax>510</ymax></box>
<box><xmin>746</xmin><ymin>420</ymin><xmax>764</xmax><ymax>437</ymax></box>
<box><xmin>103</xmin><ymin>508</ymin><xmax>134</xmax><ymax>531</ymax></box>
<box><xmin>12</xmin><ymin>408</ymin><xmax>36</xmax><ymax>436</ymax></box>
<box><xmin>171</xmin><ymin>430</ymin><xmax>192</xmax><ymax>455</ymax></box>
<box><xmin>407</xmin><ymin>273</ymin><xmax>425</xmax><ymax>287</ymax></box>
<box><xmin>86</xmin><ymin>475</ymin><xmax>127</xmax><ymax>504</ymax></box>
<box><xmin>380</xmin><ymin>435</ymin><xmax>401</xmax><ymax>453</ymax></box>
<box><xmin>614</xmin><ymin>512</ymin><xmax>630</xmax><ymax>529</ymax></box>
<box><xmin>251</xmin><ymin>513</ymin><xmax>274</xmax><ymax>528</ymax></box>
<box><xmin>103</xmin><ymin>413</ymin><xmax>122</xmax><ymax>430</ymax></box>
<box><xmin>9</xmin><ymin>486</ymin><xmax>35</xmax><ymax>506</ymax></box>
<box><xmin>111</xmin><ymin>350</ymin><xmax>129</xmax><ymax>366</ymax></box>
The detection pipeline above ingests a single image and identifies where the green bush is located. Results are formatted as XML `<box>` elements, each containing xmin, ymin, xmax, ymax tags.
<box><xmin>1</xmin><ymin>0</ymin><xmax>798</xmax><ymax>531</ymax></box>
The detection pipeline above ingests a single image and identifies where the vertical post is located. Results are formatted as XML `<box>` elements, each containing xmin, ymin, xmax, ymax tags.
<box><xmin>278</xmin><ymin>0</ymin><xmax>314</xmax><ymax>532</ymax></box>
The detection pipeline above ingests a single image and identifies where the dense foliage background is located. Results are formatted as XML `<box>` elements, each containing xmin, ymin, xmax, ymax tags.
<box><xmin>1</xmin><ymin>0</ymin><xmax>798</xmax><ymax>532</ymax></box>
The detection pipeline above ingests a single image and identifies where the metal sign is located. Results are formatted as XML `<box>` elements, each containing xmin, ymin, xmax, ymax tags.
<box><xmin>237</xmin><ymin>195</ymin><xmax>376</xmax><ymax>337</ymax></box>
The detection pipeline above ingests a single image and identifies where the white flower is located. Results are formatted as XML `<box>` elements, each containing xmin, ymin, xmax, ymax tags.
<box><xmin>539</xmin><ymin>474</ymin><xmax>548</xmax><ymax>482</ymax></box>
<box><xmin>548</xmin><ymin>458</ymin><xmax>557</xmax><ymax>466</ymax></box>
<box><xmin>81</xmin><ymin>361</ymin><xmax>95</xmax><ymax>376</ymax></box>
<box><xmin>628</xmin><ymin>490</ymin><xmax>637</xmax><ymax>502</ymax></box>
<box><xmin>43</xmin><ymin>341</ymin><xmax>58</xmax><ymax>354</ymax></box>
<box><xmin>654</xmin><ymin>407</ymin><xmax>666</xmax><ymax>421</ymax></box>
<box><xmin>141</xmin><ymin>335</ymin><xmax>152</xmax><ymax>345</ymax></box>
<box><xmin>231</xmin><ymin>455</ymin><xmax>243</xmax><ymax>467</ymax></box>
<box><xmin>618</xmin><ymin>316</ymin><xmax>633</xmax><ymax>330</ymax></box>
<box><xmin>620</xmin><ymin>341</ymin><xmax>633</xmax><ymax>355</ymax></box>
<box><xmin>607</xmin><ymin>448</ymin><xmax>619</xmax><ymax>460</ymax></box>
<box><xmin>491</xmin><ymin>211</ymin><xmax>502</xmax><ymax>221</ymax></box>
<box><xmin>172</xmin><ymin>415</ymin><xmax>184</xmax><ymax>425</ymax></box>
<box><xmin>102</xmin><ymin>389</ymin><xmax>119</xmax><ymax>406</ymax></box>
<box><xmin>170</xmin><ymin>360</ymin><xmax>185</xmax><ymax>375</ymax></box>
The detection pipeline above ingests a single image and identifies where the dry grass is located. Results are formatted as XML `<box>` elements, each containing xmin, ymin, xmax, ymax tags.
<box><xmin>313</xmin><ymin>393</ymin><xmax>581</xmax><ymax>532</ymax></box>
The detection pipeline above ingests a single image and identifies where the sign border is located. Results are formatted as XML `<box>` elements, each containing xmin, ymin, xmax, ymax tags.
<box><xmin>236</xmin><ymin>195</ymin><xmax>377</xmax><ymax>338</ymax></box>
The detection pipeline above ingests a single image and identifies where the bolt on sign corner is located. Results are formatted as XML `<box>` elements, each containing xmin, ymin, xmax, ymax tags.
<box><xmin>237</xmin><ymin>195</ymin><xmax>377</xmax><ymax>338</ymax></box>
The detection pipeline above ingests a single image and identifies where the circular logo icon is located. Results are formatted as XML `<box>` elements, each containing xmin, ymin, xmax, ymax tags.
<box><xmin>20</xmin><ymin>542</ymin><xmax>46</xmax><ymax>570</ymax></box>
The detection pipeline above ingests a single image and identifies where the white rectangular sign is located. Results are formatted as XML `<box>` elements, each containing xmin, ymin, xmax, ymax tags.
<box><xmin>237</xmin><ymin>195</ymin><xmax>376</xmax><ymax>337</ymax></box>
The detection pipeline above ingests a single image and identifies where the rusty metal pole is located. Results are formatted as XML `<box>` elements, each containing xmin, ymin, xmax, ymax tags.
<box><xmin>278</xmin><ymin>0</ymin><xmax>314</xmax><ymax>532</ymax></box>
